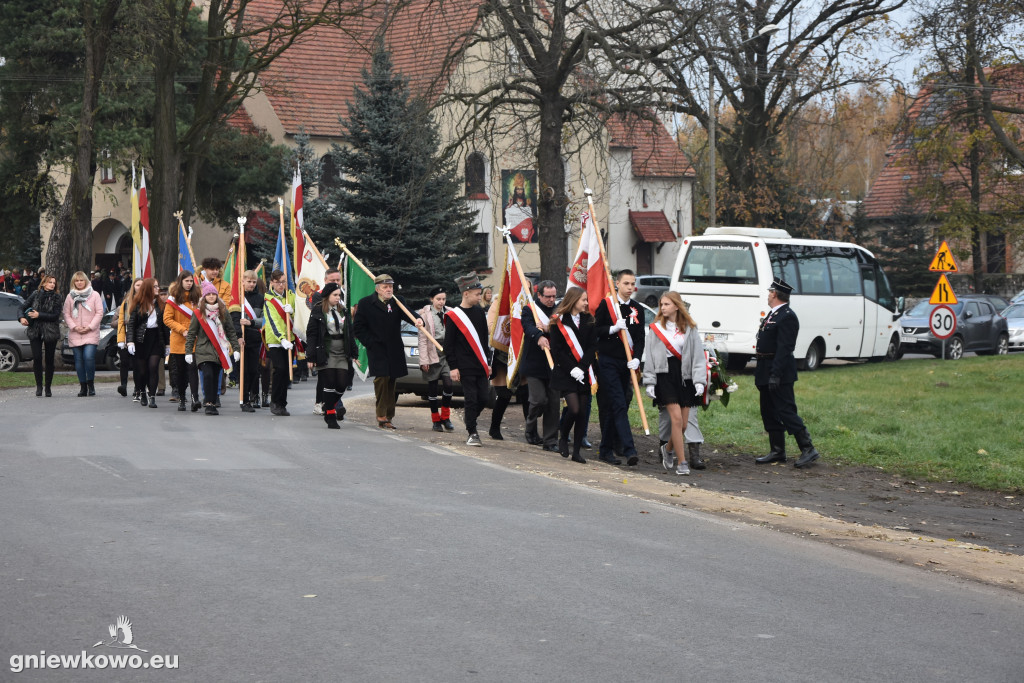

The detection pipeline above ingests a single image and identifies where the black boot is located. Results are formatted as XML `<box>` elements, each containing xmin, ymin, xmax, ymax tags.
<box><xmin>35</xmin><ymin>382</ymin><xmax>43</xmax><ymax>397</ymax></box>
<box><xmin>191</xmin><ymin>394</ymin><xmax>201</xmax><ymax>412</ymax></box>
<box><xmin>78</xmin><ymin>382</ymin><xmax>88</xmax><ymax>397</ymax></box>
<box><xmin>489</xmin><ymin>394</ymin><xmax>508</xmax><ymax>440</ymax></box>
<box><xmin>240</xmin><ymin>401</ymin><xmax>255</xmax><ymax>413</ymax></box>
<box><xmin>558</xmin><ymin>433</ymin><xmax>570</xmax><ymax>459</ymax></box>
<box><xmin>794</xmin><ymin>429</ymin><xmax>820</xmax><ymax>468</ymax></box>
<box><xmin>117</xmin><ymin>384</ymin><xmax>127</xmax><ymax>396</ymax></box>
<box><xmin>250</xmin><ymin>393</ymin><xmax>261</xmax><ymax>409</ymax></box>
<box><xmin>261</xmin><ymin>393</ymin><xmax>270</xmax><ymax>408</ymax></box>
<box><xmin>324</xmin><ymin>409</ymin><xmax>340</xmax><ymax>429</ymax></box>
<box><xmin>178</xmin><ymin>399</ymin><xmax>187</xmax><ymax>412</ymax></box>
<box><xmin>139</xmin><ymin>391</ymin><xmax>149</xmax><ymax>407</ymax></box>
<box><xmin>687</xmin><ymin>442</ymin><xmax>706</xmax><ymax>470</ymax></box>
<box><xmin>45</xmin><ymin>370</ymin><xmax>53</xmax><ymax>397</ymax></box>
<box><xmin>87</xmin><ymin>380</ymin><xmax>95</xmax><ymax>396</ymax></box>
<box><xmin>755</xmin><ymin>431</ymin><xmax>787</xmax><ymax>464</ymax></box>
<box><xmin>570</xmin><ymin>441</ymin><xmax>587</xmax><ymax>464</ymax></box>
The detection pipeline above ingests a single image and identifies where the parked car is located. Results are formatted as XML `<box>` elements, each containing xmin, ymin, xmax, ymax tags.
<box><xmin>1001</xmin><ymin>302</ymin><xmax>1024</xmax><ymax>351</ymax></box>
<box><xmin>974</xmin><ymin>294</ymin><xmax>1011</xmax><ymax>312</ymax></box>
<box><xmin>1010</xmin><ymin>289</ymin><xmax>1024</xmax><ymax>304</ymax></box>
<box><xmin>898</xmin><ymin>295</ymin><xmax>1009</xmax><ymax>359</ymax></box>
<box><xmin>60</xmin><ymin>309</ymin><xmax>120</xmax><ymax>371</ymax></box>
<box><xmin>0</xmin><ymin>292</ymin><xmax>32</xmax><ymax>372</ymax></box>
<box><xmin>633</xmin><ymin>275</ymin><xmax>672</xmax><ymax>308</ymax></box>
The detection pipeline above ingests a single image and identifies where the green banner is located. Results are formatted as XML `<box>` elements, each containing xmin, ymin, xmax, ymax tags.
<box><xmin>344</xmin><ymin>255</ymin><xmax>376</xmax><ymax>379</ymax></box>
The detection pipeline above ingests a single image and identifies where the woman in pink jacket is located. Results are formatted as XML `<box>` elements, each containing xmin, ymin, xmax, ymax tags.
<box><xmin>63</xmin><ymin>270</ymin><xmax>104</xmax><ymax>396</ymax></box>
<box><xmin>416</xmin><ymin>287</ymin><xmax>454</xmax><ymax>432</ymax></box>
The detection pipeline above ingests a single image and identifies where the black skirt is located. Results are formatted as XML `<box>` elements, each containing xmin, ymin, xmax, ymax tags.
<box><xmin>140</xmin><ymin>327</ymin><xmax>163</xmax><ymax>358</ymax></box>
<box><xmin>655</xmin><ymin>356</ymin><xmax>700</xmax><ymax>408</ymax></box>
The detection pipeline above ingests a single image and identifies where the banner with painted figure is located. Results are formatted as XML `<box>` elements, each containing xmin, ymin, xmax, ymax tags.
<box><xmin>502</xmin><ymin>170</ymin><xmax>537</xmax><ymax>243</ymax></box>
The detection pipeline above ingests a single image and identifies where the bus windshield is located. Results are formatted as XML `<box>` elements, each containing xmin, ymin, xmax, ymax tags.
<box><xmin>678</xmin><ymin>242</ymin><xmax>758</xmax><ymax>284</ymax></box>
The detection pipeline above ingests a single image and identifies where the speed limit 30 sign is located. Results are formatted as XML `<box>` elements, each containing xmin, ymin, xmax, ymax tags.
<box><xmin>930</xmin><ymin>304</ymin><xmax>957</xmax><ymax>339</ymax></box>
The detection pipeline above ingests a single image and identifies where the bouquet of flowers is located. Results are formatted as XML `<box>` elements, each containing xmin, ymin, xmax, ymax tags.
<box><xmin>702</xmin><ymin>345</ymin><xmax>738</xmax><ymax>409</ymax></box>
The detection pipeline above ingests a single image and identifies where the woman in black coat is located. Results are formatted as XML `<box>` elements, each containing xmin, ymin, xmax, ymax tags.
<box><xmin>18</xmin><ymin>274</ymin><xmax>63</xmax><ymax>396</ymax></box>
<box><xmin>125</xmin><ymin>277</ymin><xmax>170</xmax><ymax>407</ymax></box>
<box><xmin>305</xmin><ymin>283</ymin><xmax>358</xmax><ymax>429</ymax></box>
<box><xmin>548</xmin><ymin>286</ymin><xmax>598</xmax><ymax>463</ymax></box>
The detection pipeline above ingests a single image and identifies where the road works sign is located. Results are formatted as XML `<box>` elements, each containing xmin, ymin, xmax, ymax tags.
<box><xmin>929</xmin><ymin>304</ymin><xmax>957</xmax><ymax>339</ymax></box>
<box><xmin>929</xmin><ymin>274</ymin><xmax>958</xmax><ymax>305</ymax></box>
<box><xmin>929</xmin><ymin>241</ymin><xmax>958</xmax><ymax>272</ymax></box>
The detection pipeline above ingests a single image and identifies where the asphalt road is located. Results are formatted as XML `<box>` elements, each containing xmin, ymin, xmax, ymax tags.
<box><xmin>1</xmin><ymin>381</ymin><xmax>1022</xmax><ymax>682</ymax></box>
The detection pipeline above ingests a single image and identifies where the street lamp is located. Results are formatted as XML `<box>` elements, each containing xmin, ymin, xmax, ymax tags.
<box><xmin>707</xmin><ymin>23</ymin><xmax>781</xmax><ymax>228</ymax></box>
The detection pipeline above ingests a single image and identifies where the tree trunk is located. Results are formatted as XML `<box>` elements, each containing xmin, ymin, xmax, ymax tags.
<box><xmin>44</xmin><ymin>0</ymin><xmax>122</xmax><ymax>290</ymax></box>
<box><xmin>149</xmin><ymin>13</ymin><xmax>182</xmax><ymax>283</ymax></box>
<box><xmin>536</xmin><ymin>96</ymin><xmax>568</xmax><ymax>286</ymax></box>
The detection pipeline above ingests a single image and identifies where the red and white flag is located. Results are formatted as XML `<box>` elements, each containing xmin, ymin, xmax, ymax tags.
<box><xmin>567</xmin><ymin>210</ymin><xmax>609</xmax><ymax>314</ymax></box>
<box><xmin>290</xmin><ymin>168</ymin><xmax>305</xmax><ymax>278</ymax></box>
<box><xmin>139</xmin><ymin>169</ymin><xmax>152</xmax><ymax>278</ymax></box>
<box><xmin>489</xmin><ymin>241</ymin><xmax>533</xmax><ymax>387</ymax></box>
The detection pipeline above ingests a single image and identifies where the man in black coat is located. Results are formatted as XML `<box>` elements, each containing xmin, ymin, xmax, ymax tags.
<box><xmin>593</xmin><ymin>269</ymin><xmax>647</xmax><ymax>467</ymax></box>
<box><xmin>444</xmin><ymin>272</ymin><xmax>491</xmax><ymax>447</ymax></box>
<box><xmin>521</xmin><ymin>280</ymin><xmax>559</xmax><ymax>451</ymax></box>
<box><xmin>754</xmin><ymin>277</ymin><xmax>820</xmax><ymax>468</ymax></box>
<box><xmin>353</xmin><ymin>273</ymin><xmax>423</xmax><ymax>429</ymax></box>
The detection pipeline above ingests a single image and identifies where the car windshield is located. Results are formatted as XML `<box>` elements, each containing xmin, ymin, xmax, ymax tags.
<box><xmin>906</xmin><ymin>301</ymin><xmax>963</xmax><ymax>317</ymax></box>
<box><xmin>1002</xmin><ymin>303</ymin><xmax>1024</xmax><ymax>318</ymax></box>
<box><xmin>401</xmin><ymin>321</ymin><xmax>418</xmax><ymax>337</ymax></box>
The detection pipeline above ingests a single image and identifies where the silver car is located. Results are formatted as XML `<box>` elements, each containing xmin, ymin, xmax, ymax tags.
<box><xmin>0</xmin><ymin>292</ymin><xmax>33</xmax><ymax>372</ymax></box>
<box><xmin>634</xmin><ymin>275</ymin><xmax>672</xmax><ymax>308</ymax></box>
<box><xmin>1002</xmin><ymin>302</ymin><xmax>1024</xmax><ymax>351</ymax></box>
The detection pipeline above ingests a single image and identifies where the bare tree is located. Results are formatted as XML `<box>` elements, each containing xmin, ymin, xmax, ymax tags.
<box><xmin>44</xmin><ymin>0</ymin><xmax>124</xmax><ymax>291</ymax></box>
<box><xmin>434</xmin><ymin>0</ymin><xmax>680</xmax><ymax>283</ymax></box>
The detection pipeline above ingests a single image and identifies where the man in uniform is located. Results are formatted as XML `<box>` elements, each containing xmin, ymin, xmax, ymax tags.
<box><xmin>593</xmin><ymin>269</ymin><xmax>646</xmax><ymax>466</ymax></box>
<box><xmin>521</xmin><ymin>280</ymin><xmax>560</xmax><ymax>452</ymax></box>
<box><xmin>754</xmin><ymin>277</ymin><xmax>821</xmax><ymax>468</ymax></box>
<box><xmin>444</xmin><ymin>273</ymin><xmax>491</xmax><ymax>447</ymax></box>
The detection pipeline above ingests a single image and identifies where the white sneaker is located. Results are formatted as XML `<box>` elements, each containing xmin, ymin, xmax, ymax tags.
<box><xmin>466</xmin><ymin>433</ymin><xmax>482</xmax><ymax>447</ymax></box>
<box><xmin>660</xmin><ymin>443</ymin><xmax>676</xmax><ymax>470</ymax></box>
<box><xmin>313</xmin><ymin>403</ymin><xmax>324</xmax><ymax>415</ymax></box>
<box><xmin>675</xmin><ymin>461</ymin><xmax>691</xmax><ymax>476</ymax></box>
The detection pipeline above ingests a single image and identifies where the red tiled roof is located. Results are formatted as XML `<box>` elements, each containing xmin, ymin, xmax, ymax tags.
<box><xmin>863</xmin><ymin>66</ymin><xmax>1024</xmax><ymax>220</ymax></box>
<box><xmin>226</xmin><ymin>106</ymin><xmax>261</xmax><ymax>136</ymax></box>
<box><xmin>629</xmin><ymin>210</ymin><xmax>676</xmax><ymax>242</ymax></box>
<box><xmin>247</xmin><ymin>0</ymin><xmax>480</xmax><ymax>138</ymax></box>
<box><xmin>607</xmin><ymin>113</ymin><xmax>694</xmax><ymax>178</ymax></box>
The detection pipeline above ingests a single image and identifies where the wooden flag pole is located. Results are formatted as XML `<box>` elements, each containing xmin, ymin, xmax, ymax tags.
<box><xmin>333</xmin><ymin>238</ymin><xmax>443</xmax><ymax>352</ymax></box>
<box><xmin>584</xmin><ymin>189</ymin><xmax>650</xmax><ymax>435</ymax></box>
<box><xmin>236</xmin><ymin>216</ymin><xmax>247</xmax><ymax>406</ymax></box>
<box><xmin>499</xmin><ymin>227</ymin><xmax>554</xmax><ymax>370</ymax></box>
<box><xmin>278</xmin><ymin>199</ymin><xmax>293</xmax><ymax>380</ymax></box>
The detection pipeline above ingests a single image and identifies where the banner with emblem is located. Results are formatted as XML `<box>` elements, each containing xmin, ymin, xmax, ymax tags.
<box><xmin>489</xmin><ymin>241</ymin><xmax>532</xmax><ymax>387</ymax></box>
<box><xmin>293</xmin><ymin>230</ymin><xmax>328</xmax><ymax>343</ymax></box>
<box><xmin>567</xmin><ymin>209</ymin><xmax>609</xmax><ymax>314</ymax></box>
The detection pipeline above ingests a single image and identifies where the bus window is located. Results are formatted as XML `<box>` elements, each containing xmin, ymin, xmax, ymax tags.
<box><xmin>862</xmin><ymin>262</ymin><xmax>897</xmax><ymax>311</ymax></box>
<box><xmin>678</xmin><ymin>242</ymin><xmax>758</xmax><ymax>284</ymax></box>
<box><xmin>875</xmin><ymin>265</ymin><xmax>895</xmax><ymax>311</ymax></box>
<box><xmin>795</xmin><ymin>248</ymin><xmax>832</xmax><ymax>294</ymax></box>
<box><xmin>827</xmin><ymin>252</ymin><xmax>861</xmax><ymax>295</ymax></box>
<box><xmin>767</xmin><ymin>244</ymin><xmax>799</xmax><ymax>293</ymax></box>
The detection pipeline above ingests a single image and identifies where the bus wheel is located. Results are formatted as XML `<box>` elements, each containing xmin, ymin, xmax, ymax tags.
<box><xmin>799</xmin><ymin>340</ymin><xmax>824</xmax><ymax>372</ymax></box>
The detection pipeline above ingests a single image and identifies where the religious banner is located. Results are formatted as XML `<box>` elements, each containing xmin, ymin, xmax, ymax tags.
<box><xmin>501</xmin><ymin>169</ymin><xmax>538</xmax><ymax>243</ymax></box>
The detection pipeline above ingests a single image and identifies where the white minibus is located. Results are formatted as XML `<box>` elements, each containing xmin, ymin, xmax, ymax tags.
<box><xmin>670</xmin><ymin>227</ymin><xmax>903</xmax><ymax>371</ymax></box>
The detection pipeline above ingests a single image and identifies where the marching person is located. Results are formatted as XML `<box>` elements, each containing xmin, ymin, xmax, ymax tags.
<box><xmin>18</xmin><ymin>273</ymin><xmax>62</xmax><ymax>397</ymax></box>
<box><xmin>444</xmin><ymin>273</ymin><xmax>491</xmax><ymax>446</ymax></box>
<box><xmin>642</xmin><ymin>291</ymin><xmax>707</xmax><ymax>476</ymax></box>
<box><xmin>754</xmin><ymin>277</ymin><xmax>821</xmax><ymax>468</ymax></box>
<box><xmin>549</xmin><ymin>287</ymin><xmax>597</xmax><ymax>464</ymax></box>
<box><xmin>200</xmin><ymin>256</ymin><xmax>232</xmax><ymax>302</ymax></box>
<box><xmin>593</xmin><ymin>269</ymin><xmax>646</xmax><ymax>466</ymax></box>
<box><xmin>521</xmin><ymin>280</ymin><xmax>560</xmax><ymax>452</ymax></box>
<box><xmin>232</xmin><ymin>269</ymin><xmax>266</xmax><ymax>412</ymax></box>
<box><xmin>417</xmin><ymin>286</ymin><xmax>455</xmax><ymax>432</ymax></box>
<box><xmin>164</xmin><ymin>270</ymin><xmax>202</xmax><ymax>413</ymax></box>
<box><xmin>116</xmin><ymin>278</ymin><xmax>143</xmax><ymax>398</ymax></box>
<box><xmin>352</xmin><ymin>273</ymin><xmax>424</xmax><ymax>430</ymax></box>
<box><xmin>263</xmin><ymin>269</ymin><xmax>296</xmax><ymax>416</ymax></box>
<box><xmin>185</xmin><ymin>281</ymin><xmax>240</xmax><ymax>415</ymax></box>
<box><xmin>125</xmin><ymin>277</ymin><xmax>169</xmax><ymax>408</ymax></box>
<box><xmin>62</xmin><ymin>271</ymin><xmax>104</xmax><ymax>397</ymax></box>
<box><xmin>305</xmin><ymin>282</ymin><xmax>357</xmax><ymax>429</ymax></box>
<box><xmin>310</xmin><ymin>268</ymin><xmax>342</xmax><ymax>416</ymax></box>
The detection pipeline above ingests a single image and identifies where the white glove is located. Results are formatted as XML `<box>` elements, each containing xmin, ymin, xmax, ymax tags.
<box><xmin>185</xmin><ymin>354</ymin><xmax>193</xmax><ymax>364</ymax></box>
<box><xmin>165</xmin><ymin>346</ymin><xmax>170</xmax><ymax>357</ymax></box>
<box><xmin>283</xmin><ymin>304</ymin><xmax>293</xmax><ymax>314</ymax></box>
<box><xmin>626</xmin><ymin>358</ymin><xmax>640</xmax><ymax>370</ymax></box>
<box><xmin>569</xmin><ymin>367</ymin><xmax>585</xmax><ymax>383</ymax></box>
<box><xmin>233</xmin><ymin>351</ymin><xmax>240</xmax><ymax>361</ymax></box>
<box><xmin>127</xmin><ymin>343</ymin><xmax>135</xmax><ymax>355</ymax></box>
<box><xmin>609</xmin><ymin>318</ymin><xmax>627</xmax><ymax>334</ymax></box>
<box><xmin>281</xmin><ymin>339</ymin><xmax>293</xmax><ymax>350</ymax></box>
<box><xmin>117</xmin><ymin>342</ymin><xmax>125</xmax><ymax>350</ymax></box>
<box><xmin>694</xmin><ymin>383</ymin><xmax>705</xmax><ymax>396</ymax></box>
<box><xmin>645</xmin><ymin>385</ymin><xmax>657</xmax><ymax>399</ymax></box>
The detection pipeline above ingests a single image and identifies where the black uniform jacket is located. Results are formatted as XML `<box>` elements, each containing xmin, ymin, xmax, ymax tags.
<box><xmin>520</xmin><ymin>297</ymin><xmax>556</xmax><ymax>380</ymax></box>
<box><xmin>352</xmin><ymin>294</ymin><xmax>417</xmax><ymax>378</ymax></box>
<box><xmin>593</xmin><ymin>296</ymin><xmax>646</xmax><ymax>362</ymax></box>
<box><xmin>443</xmin><ymin>304</ymin><xmax>491</xmax><ymax>377</ymax></box>
<box><xmin>305</xmin><ymin>303</ymin><xmax>358</xmax><ymax>370</ymax></box>
<box><xmin>549</xmin><ymin>313</ymin><xmax>597</xmax><ymax>393</ymax></box>
<box><xmin>754</xmin><ymin>304</ymin><xmax>799</xmax><ymax>386</ymax></box>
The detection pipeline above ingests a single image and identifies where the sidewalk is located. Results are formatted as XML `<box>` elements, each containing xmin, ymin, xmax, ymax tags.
<box><xmin>343</xmin><ymin>392</ymin><xmax>1024</xmax><ymax>594</ymax></box>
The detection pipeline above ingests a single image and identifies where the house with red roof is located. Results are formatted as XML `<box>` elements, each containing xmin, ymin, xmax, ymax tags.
<box><xmin>862</xmin><ymin>69</ymin><xmax>1024</xmax><ymax>288</ymax></box>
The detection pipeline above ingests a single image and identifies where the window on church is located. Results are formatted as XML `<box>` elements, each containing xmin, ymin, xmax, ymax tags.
<box><xmin>465</xmin><ymin>152</ymin><xmax>487</xmax><ymax>198</ymax></box>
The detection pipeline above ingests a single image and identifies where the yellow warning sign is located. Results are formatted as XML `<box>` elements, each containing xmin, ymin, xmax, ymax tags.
<box><xmin>929</xmin><ymin>241</ymin><xmax>958</xmax><ymax>272</ymax></box>
<box><xmin>929</xmin><ymin>274</ymin><xmax>958</xmax><ymax>305</ymax></box>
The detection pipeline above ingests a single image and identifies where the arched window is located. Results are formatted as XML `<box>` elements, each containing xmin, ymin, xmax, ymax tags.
<box><xmin>320</xmin><ymin>154</ymin><xmax>341</xmax><ymax>193</ymax></box>
<box><xmin>465</xmin><ymin>152</ymin><xmax>487</xmax><ymax>198</ymax></box>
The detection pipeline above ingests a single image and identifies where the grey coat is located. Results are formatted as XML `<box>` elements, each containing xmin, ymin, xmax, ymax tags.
<box><xmin>641</xmin><ymin>323</ymin><xmax>707</xmax><ymax>387</ymax></box>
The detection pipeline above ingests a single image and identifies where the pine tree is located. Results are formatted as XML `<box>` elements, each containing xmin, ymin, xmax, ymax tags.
<box><xmin>305</xmin><ymin>48</ymin><xmax>477</xmax><ymax>306</ymax></box>
<box><xmin>869</xmin><ymin>194</ymin><xmax>933</xmax><ymax>298</ymax></box>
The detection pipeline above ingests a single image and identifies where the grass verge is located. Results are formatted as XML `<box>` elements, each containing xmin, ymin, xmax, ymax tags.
<box><xmin>0</xmin><ymin>371</ymin><xmax>119</xmax><ymax>389</ymax></box>
<box><xmin>623</xmin><ymin>354</ymin><xmax>1024</xmax><ymax>492</ymax></box>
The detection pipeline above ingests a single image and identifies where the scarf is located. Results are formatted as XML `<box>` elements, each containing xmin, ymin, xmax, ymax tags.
<box><xmin>70</xmin><ymin>286</ymin><xmax>94</xmax><ymax>319</ymax></box>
